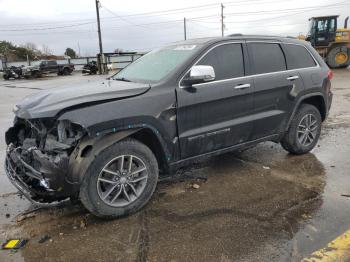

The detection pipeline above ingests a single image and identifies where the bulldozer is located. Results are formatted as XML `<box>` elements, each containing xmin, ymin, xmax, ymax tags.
<box><xmin>299</xmin><ymin>15</ymin><xmax>350</xmax><ymax>68</ymax></box>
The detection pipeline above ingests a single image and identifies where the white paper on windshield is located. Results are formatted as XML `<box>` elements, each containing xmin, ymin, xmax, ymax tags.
<box><xmin>174</xmin><ymin>45</ymin><xmax>197</xmax><ymax>50</ymax></box>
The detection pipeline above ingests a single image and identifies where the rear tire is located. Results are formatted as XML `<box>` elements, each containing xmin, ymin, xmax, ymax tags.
<box><xmin>281</xmin><ymin>104</ymin><xmax>322</xmax><ymax>155</ymax></box>
<box><xmin>63</xmin><ymin>68</ymin><xmax>70</xmax><ymax>75</ymax></box>
<box><xmin>327</xmin><ymin>47</ymin><xmax>350</xmax><ymax>68</ymax></box>
<box><xmin>79</xmin><ymin>139</ymin><xmax>158</xmax><ymax>218</ymax></box>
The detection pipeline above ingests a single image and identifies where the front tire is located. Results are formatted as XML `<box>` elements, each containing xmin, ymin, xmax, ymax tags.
<box><xmin>33</xmin><ymin>71</ymin><xmax>41</xmax><ymax>78</ymax></box>
<box><xmin>79</xmin><ymin>139</ymin><xmax>158</xmax><ymax>218</ymax></box>
<box><xmin>281</xmin><ymin>104</ymin><xmax>322</xmax><ymax>155</ymax></box>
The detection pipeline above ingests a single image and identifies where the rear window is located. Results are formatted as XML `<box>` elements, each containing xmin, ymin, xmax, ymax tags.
<box><xmin>248</xmin><ymin>43</ymin><xmax>286</xmax><ymax>74</ymax></box>
<box><xmin>283</xmin><ymin>44</ymin><xmax>317</xmax><ymax>69</ymax></box>
<box><xmin>197</xmin><ymin>43</ymin><xmax>244</xmax><ymax>80</ymax></box>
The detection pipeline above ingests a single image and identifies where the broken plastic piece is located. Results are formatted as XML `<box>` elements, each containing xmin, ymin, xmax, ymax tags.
<box><xmin>2</xmin><ymin>239</ymin><xmax>28</xmax><ymax>250</ymax></box>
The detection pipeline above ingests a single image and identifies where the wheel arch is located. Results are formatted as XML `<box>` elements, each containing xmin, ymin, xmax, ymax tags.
<box><xmin>129</xmin><ymin>128</ymin><xmax>169</xmax><ymax>174</ymax></box>
<box><xmin>67</xmin><ymin>126</ymin><xmax>169</xmax><ymax>185</ymax></box>
<box><xmin>286</xmin><ymin>93</ymin><xmax>327</xmax><ymax>131</ymax></box>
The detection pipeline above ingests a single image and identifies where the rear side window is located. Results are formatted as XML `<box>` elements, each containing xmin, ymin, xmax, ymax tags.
<box><xmin>197</xmin><ymin>43</ymin><xmax>244</xmax><ymax>80</ymax></box>
<box><xmin>248</xmin><ymin>43</ymin><xmax>286</xmax><ymax>74</ymax></box>
<box><xmin>283</xmin><ymin>44</ymin><xmax>316</xmax><ymax>69</ymax></box>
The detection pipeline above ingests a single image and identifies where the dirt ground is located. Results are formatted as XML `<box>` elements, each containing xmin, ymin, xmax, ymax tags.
<box><xmin>0</xmin><ymin>69</ymin><xmax>349</xmax><ymax>262</ymax></box>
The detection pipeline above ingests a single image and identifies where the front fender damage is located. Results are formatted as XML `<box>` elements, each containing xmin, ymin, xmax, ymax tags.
<box><xmin>5</xmin><ymin>116</ymin><xmax>142</xmax><ymax>205</ymax></box>
<box><xmin>67</xmin><ymin>129</ymin><xmax>141</xmax><ymax>185</ymax></box>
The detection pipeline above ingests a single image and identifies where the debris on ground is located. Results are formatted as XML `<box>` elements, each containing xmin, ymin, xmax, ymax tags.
<box><xmin>192</xmin><ymin>183</ymin><xmax>200</xmax><ymax>189</ymax></box>
<box><xmin>38</xmin><ymin>235</ymin><xmax>51</xmax><ymax>244</ymax></box>
<box><xmin>302</xmin><ymin>214</ymin><xmax>312</xmax><ymax>219</ymax></box>
<box><xmin>80</xmin><ymin>219</ymin><xmax>87</xmax><ymax>229</ymax></box>
<box><xmin>16</xmin><ymin>212</ymin><xmax>36</xmax><ymax>223</ymax></box>
<box><xmin>341</xmin><ymin>194</ymin><xmax>350</xmax><ymax>198</ymax></box>
<box><xmin>263</xmin><ymin>166</ymin><xmax>271</xmax><ymax>170</ymax></box>
<box><xmin>2</xmin><ymin>239</ymin><xmax>28</xmax><ymax>250</ymax></box>
<box><xmin>5</xmin><ymin>214</ymin><xmax>10</xmax><ymax>218</ymax></box>
<box><xmin>16</xmin><ymin>207</ymin><xmax>43</xmax><ymax>223</ymax></box>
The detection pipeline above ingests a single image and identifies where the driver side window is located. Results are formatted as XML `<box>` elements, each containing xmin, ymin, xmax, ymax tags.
<box><xmin>197</xmin><ymin>43</ymin><xmax>244</xmax><ymax>81</ymax></box>
<box><xmin>329</xmin><ymin>18</ymin><xmax>336</xmax><ymax>32</ymax></box>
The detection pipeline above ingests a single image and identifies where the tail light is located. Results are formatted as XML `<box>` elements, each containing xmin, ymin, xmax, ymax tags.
<box><xmin>328</xmin><ymin>70</ymin><xmax>333</xmax><ymax>80</ymax></box>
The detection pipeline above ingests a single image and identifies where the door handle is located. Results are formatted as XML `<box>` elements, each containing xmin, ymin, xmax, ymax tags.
<box><xmin>234</xmin><ymin>83</ymin><xmax>251</xmax><ymax>89</ymax></box>
<box><xmin>286</xmin><ymin>75</ymin><xmax>299</xmax><ymax>81</ymax></box>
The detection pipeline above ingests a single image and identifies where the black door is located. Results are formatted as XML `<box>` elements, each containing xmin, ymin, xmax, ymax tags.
<box><xmin>176</xmin><ymin>42</ymin><xmax>254</xmax><ymax>159</ymax></box>
<box><xmin>47</xmin><ymin>61</ymin><xmax>58</xmax><ymax>73</ymax></box>
<box><xmin>312</xmin><ymin>17</ymin><xmax>337</xmax><ymax>47</ymax></box>
<box><xmin>247</xmin><ymin>42</ymin><xmax>305</xmax><ymax>139</ymax></box>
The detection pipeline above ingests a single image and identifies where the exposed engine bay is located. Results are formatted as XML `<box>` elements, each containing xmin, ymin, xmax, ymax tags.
<box><xmin>5</xmin><ymin>118</ymin><xmax>85</xmax><ymax>204</ymax></box>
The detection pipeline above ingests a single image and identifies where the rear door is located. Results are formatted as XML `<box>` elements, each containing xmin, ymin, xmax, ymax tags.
<box><xmin>282</xmin><ymin>43</ymin><xmax>320</xmax><ymax>88</ymax></box>
<box><xmin>247</xmin><ymin>42</ymin><xmax>305</xmax><ymax>139</ymax></box>
<box><xmin>176</xmin><ymin>42</ymin><xmax>254</xmax><ymax>158</ymax></box>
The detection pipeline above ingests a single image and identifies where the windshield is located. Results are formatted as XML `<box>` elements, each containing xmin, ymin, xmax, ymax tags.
<box><xmin>113</xmin><ymin>44</ymin><xmax>201</xmax><ymax>83</ymax></box>
<box><xmin>31</xmin><ymin>61</ymin><xmax>42</xmax><ymax>66</ymax></box>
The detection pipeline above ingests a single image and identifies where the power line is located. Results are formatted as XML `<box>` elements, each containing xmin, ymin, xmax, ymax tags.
<box><xmin>100</xmin><ymin>3</ymin><xmax>148</xmax><ymax>28</ymax></box>
<box><xmin>0</xmin><ymin>0</ymin><xmax>307</xmax><ymax>28</ymax></box>
<box><xmin>1</xmin><ymin>0</ymin><xmax>348</xmax><ymax>32</ymax></box>
<box><xmin>192</xmin><ymin>2</ymin><xmax>350</xmax><ymax>24</ymax></box>
<box><xmin>0</xmin><ymin>21</ymin><xmax>96</xmax><ymax>31</ymax></box>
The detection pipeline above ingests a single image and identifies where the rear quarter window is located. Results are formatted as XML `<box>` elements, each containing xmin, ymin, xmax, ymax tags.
<box><xmin>283</xmin><ymin>44</ymin><xmax>317</xmax><ymax>69</ymax></box>
<box><xmin>248</xmin><ymin>43</ymin><xmax>286</xmax><ymax>74</ymax></box>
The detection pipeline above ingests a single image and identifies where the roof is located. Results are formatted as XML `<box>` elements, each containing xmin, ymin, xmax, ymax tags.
<box><xmin>309</xmin><ymin>15</ymin><xmax>339</xmax><ymax>20</ymax></box>
<box><xmin>172</xmin><ymin>35</ymin><xmax>305</xmax><ymax>46</ymax></box>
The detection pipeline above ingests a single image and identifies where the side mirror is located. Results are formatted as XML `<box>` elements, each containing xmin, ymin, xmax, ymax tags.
<box><xmin>182</xmin><ymin>65</ymin><xmax>215</xmax><ymax>86</ymax></box>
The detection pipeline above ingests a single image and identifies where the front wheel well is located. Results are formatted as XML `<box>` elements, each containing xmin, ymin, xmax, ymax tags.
<box><xmin>300</xmin><ymin>96</ymin><xmax>326</xmax><ymax>121</ymax></box>
<box><xmin>130</xmin><ymin>128</ymin><xmax>168</xmax><ymax>174</ymax></box>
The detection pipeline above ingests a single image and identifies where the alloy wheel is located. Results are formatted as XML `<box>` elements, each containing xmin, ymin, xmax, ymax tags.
<box><xmin>97</xmin><ymin>155</ymin><xmax>148</xmax><ymax>207</ymax></box>
<box><xmin>297</xmin><ymin>114</ymin><xmax>318</xmax><ymax>147</ymax></box>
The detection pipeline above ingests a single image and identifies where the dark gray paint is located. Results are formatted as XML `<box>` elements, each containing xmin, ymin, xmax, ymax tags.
<box><xmin>13</xmin><ymin>36</ymin><xmax>332</xmax><ymax>164</ymax></box>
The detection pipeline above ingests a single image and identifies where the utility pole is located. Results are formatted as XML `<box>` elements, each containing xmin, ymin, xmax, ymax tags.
<box><xmin>221</xmin><ymin>3</ymin><xmax>225</xmax><ymax>37</ymax></box>
<box><xmin>184</xmin><ymin>17</ymin><xmax>187</xmax><ymax>40</ymax></box>
<box><xmin>95</xmin><ymin>0</ymin><xmax>104</xmax><ymax>74</ymax></box>
<box><xmin>77</xmin><ymin>42</ymin><xmax>81</xmax><ymax>57</ymax></box>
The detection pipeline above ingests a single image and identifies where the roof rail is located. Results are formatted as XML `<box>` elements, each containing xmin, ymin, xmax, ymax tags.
<box><xmin>227</xmin><ymin>33</ymin><xmax>243</xmax><ymax>37</ymax></box>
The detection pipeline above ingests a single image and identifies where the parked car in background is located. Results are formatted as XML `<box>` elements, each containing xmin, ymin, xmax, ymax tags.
<box><xmin>82</xmin><ymin>61</ymin><xmax>98</xmax><ymax>75</ymax></box>
<box><xmin>23</xmin><ymin>60</ymin><xmax>74</xmax><ymax>78</ymax></box>
<box><xmin>5</xmin><ymin>35</ymin><xmax>332</xmax><ymax>218</ymax></box>
<box><xmin>3</xmin><ymin>66</ymin><xmax>24</xmax><ymax>80</ymax></box>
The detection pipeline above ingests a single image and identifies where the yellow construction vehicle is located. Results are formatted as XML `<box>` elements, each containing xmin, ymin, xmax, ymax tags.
<box><xmin>299</xmin><ymin>15</ymin><xmax>350</xmax><ymax>68</ymax></box>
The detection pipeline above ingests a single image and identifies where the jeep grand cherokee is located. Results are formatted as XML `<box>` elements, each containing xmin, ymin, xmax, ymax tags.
<box><xmin>5</xmin><ymin>36</ymin><xmax>333</xmax><ymax>218</ymax></box>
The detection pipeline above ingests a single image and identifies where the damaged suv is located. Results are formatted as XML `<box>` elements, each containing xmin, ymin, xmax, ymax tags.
<box><xmin>5</xmin><ymin>36</ymin><xmax>333</xmax><ymax>218</ymax></box>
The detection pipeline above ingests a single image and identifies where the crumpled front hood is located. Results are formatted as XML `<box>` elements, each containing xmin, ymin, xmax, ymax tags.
<box><xmin>15</xmin><ymin>80</ymin><xmax>151</xmax><ymax>119</ymax></box>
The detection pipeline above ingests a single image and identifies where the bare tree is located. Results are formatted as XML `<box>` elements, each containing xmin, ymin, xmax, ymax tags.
<box><xmin>41</xmin><ymin>44</ymin><xmax>53</xmax><ymax>55</ymax></box>
<box><xmin>22</xmin><ymin>42</ymin><xmax>38</xmax><ymax>52</ymax></box>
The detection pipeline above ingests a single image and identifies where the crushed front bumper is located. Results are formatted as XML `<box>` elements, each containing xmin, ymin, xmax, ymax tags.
<box><xmin>5</xmin><ymin>154</ymin><xmax>49</xmax><ymax>206</ymax></box>
<box><xmin>5</xmin><ymin>145</ymin><xmax>72</xmax><ymax>206</ymax></box>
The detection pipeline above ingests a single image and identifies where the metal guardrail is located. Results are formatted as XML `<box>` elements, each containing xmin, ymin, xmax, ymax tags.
<box><xmin>1</xmin><ymin>52</ymin><xmax>145</xmax><ymax>71</ymax></box>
